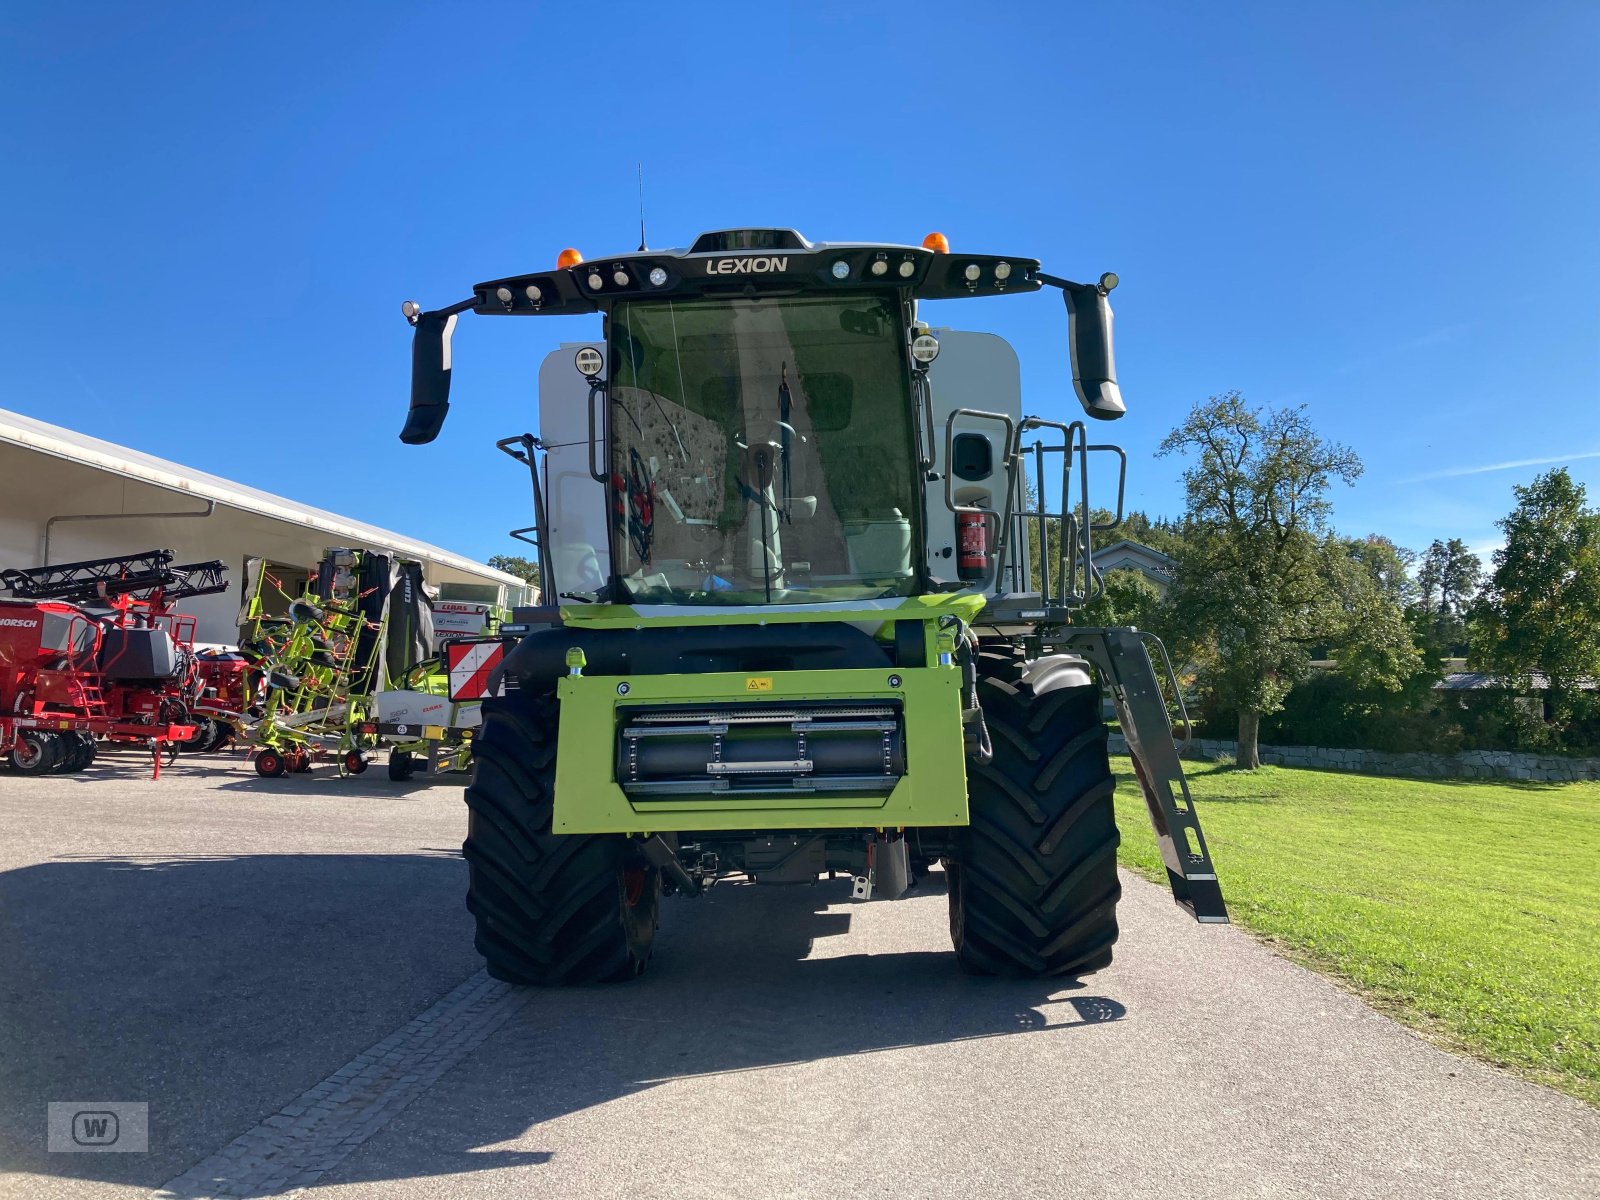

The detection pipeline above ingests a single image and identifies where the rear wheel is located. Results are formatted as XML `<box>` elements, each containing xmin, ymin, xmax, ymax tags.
<box><xmin>343</xmin><ymin>750</ymin><xmax>369</xmax><ymax>775</ymax></box>
<box><xmin>10</xmin><ymin>731</ymin><xmax>61</xmax><ymax>775</ymax></box>
<box><xmin>948</xmin><ymin>646</ymin><xmax>1121</xmax><ymax>978</ymax></box>
<box><xmin>463</xmin><ymin>693</ymin><xmax>659</xmax><ymax>985</ymax></box>
<box><xmin>387</xmin><ymin>750</ymin><xmax>415</xmax><ymax>781</ymax></box>
<box><xmin>57</xmin><ymin>733</ymin><xmax>96</xmax><ymax>773</ymax></box>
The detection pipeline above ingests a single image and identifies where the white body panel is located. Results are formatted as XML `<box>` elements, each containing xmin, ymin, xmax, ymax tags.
<box><xmin>921</xmin><ymin>330</ymin><xmax>1027</xmax><ymax>593</ymax></box>
<box><xmin>538</xmin><ymin>344</ymin><xmax>612</xmax><ymax>598</ymax></box>
<box><xmin>372</xmin><ymin>689</ymin><xmax>482</xmax><ymax>733</ymax></box>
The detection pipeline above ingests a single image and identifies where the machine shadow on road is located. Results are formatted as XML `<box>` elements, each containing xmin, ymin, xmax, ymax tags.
<box><xmin>0</xmin><ymin>855</ymin><xmax>1126</xmax><ymax>1194</ymax></box>
<box><xmin>327</xmin><ymin>873</ymin><xmax>1129</xmax><ymax>1190</ymax></box>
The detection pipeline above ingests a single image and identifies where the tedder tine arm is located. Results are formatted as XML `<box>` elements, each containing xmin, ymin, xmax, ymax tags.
<box><xmin>1064</xmin><ymin>628</ymin><xmax>1229</xmax><ymax>924</ymax></box>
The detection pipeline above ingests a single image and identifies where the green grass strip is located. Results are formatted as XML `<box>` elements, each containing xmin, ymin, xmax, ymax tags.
<box><xmin>1111</xmin><ymin>756</ymin><xmax>1600</xmax><ymax>1107</ymax></box>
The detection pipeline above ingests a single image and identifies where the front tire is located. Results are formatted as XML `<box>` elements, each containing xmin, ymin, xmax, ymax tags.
<box><xmin>463</xmin><ymin>693</ymin><xmax>658</xmax><ymax>986</ymax></box>
<box><xmin>949</xmin><ymin>646</ymin><xmax>1121</xmax><ymax>978</ymax></box>
<box><xmin>10</xmin><ymin>731</ymin><xmax>61</xmax><ymax>775</ymax></box>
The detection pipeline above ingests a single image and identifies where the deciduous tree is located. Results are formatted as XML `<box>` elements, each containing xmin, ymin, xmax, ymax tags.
<box><xmin>1471</xmin><ymin>469</ymin><xmax>1600</xmax><ymax>725</ymax></box>
<box><xmin>487</xmin><ymin>553</ymin><xmax>541</xmax><ymax>590</ymax></box>
<box><xmin>1159</xmin><ymin>391</ymin><xmax>1371</xmax><ymax>767</ymax></box>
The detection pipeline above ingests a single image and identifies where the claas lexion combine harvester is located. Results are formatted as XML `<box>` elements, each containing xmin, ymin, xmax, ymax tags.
<box><xmin>0</xmin><ymin>550</ymin><xmax>235</xmax><ymax>776</ymax></box>
<box><xmin>401</xmin><ymin>226</ymin><xmax>1228</xmax><ymax>984</ymax></box>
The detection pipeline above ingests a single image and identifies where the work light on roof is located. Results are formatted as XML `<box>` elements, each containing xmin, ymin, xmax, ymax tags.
<box><xmin>994</xmin><ymin>261</ymin><xmax>1012</xmax><ymax>281</ymax></box>
<box><xmin>401</xmin><ymin>300</ymin><xmax>421</xmax><ymax>325</ymax></box>
<box><xmin>870</xmin><ymin>258</ymin><xmax>889</xmax><ymax>276</ymax></box>
<box><xmin>1099</xmin><ymin>271</ymin><xmax>1120</xmax><ymax>292</ymax></box>
<box><xmin>524</xmin><ymin>285</ymin><xmax>542</xmax><ymax>302</ymax></box>
<box><xmin>648</xmin><ymin>267</ymin><xmax>668</xmax><ymax>287</ymax></box>
<box><xmin>587</xmin><ymin>271</ymin><xmax>604</xmax><ymax>290</ymax></box>
<box><xmin>963</xmin><ymin>263</ymin><xmax>981</xmax><ymax>282</ymax></box>
<box><xmin>613</xmin><ymin>270</ymin><xmax>630</xmax><ymax>287</ymax></box>
<box><xmin>831</xmin><ymin>260</ymin><xmax>850</xmax><ymax>280</ymax></box>
<box><xmin>495</xmin><ymin>286</ymin><xmax>514</xmax><ymax>304</ymax></box>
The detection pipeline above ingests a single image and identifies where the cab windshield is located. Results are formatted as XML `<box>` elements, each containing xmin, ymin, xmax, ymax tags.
<box><xmin>608</xmin><ymin>295</ymin><xmax>922</xmax><ymax>605</ymax></box>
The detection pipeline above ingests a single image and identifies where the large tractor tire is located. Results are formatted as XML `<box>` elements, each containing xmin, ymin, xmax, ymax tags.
<box><xmin>9</xmin><ymin>730</ymin><xmax>61</xmax><ymax>775</ymax></box>
<box><xmin>463</xmin><ymin>693</ymin><xmax>659</xmax><ymax>986</ymax></box>
<box><xmin>948</xmin><ymin>645</ymin><xmax>1121</xmax><ymax>978</ymax></box>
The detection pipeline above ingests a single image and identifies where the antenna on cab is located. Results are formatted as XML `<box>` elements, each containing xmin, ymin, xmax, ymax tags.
<box><xmin>637</xmin><ymin>163</ymin><xmax>648</xmax><ymax>252</ymax></box>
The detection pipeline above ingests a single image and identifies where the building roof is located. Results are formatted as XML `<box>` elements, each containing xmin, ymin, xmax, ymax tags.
<box><xmin>1090</xmin><ymin>539</ymin><xmax>1177</xmax><ymax>585</ymax></box>
<box><xmin>1435</xmin><ymin>671</ymin><xmax>1598</xmax><ymax>691</ymax></box>
<box><xmin>0</xmin><ymin>407</ymin><xmax>523</xmax><ymax>587</ymax></box>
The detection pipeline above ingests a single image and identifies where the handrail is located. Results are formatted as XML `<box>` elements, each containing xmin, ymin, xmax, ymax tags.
<box><xmin>1138</xmin><ymin>630</ymin><xmax>1192</xmax><ymax>756</ymax></box>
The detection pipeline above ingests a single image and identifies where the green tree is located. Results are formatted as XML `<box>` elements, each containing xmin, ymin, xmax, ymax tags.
<box><xmin>1159</xmin><ymin>391</ymin><xmax>1373</xmax><ymax>768</ymax></box>
<box><xmin>487</xmin><ymin>553</ymin><xmax>541</xmax><ymax>592</ymax></box>
<box><xmin>1326</xmin><ymin>538</ymin><xmax>1426</xmax><ymax>694</ymax></box>
<box><xmin>1412</xmin><ymin>537</ymin><xmax>1482</xmax><ymax>658</ymax></box>
<box><xmin>1078</xmin><ymin>567</ymin><xmax>1165</xmax><ymax>632</ymax></box>
<box><xmin>1471</xmin><ymin>468</ymin><xmax>1600</xmax><ymax>732</ymax></box>
<box><xmin>1345</xmin><ymin>534</ymin><xmax>1416</xmax><ymax>608</ymax></box>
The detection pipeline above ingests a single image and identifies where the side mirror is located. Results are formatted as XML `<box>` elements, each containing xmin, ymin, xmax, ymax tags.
<box><xmin>400</xmin><ymin>310</ymin><xmax>458</xmax><ymax>445</ymax></box>
<box><xmin>1063</xmin><ymin>279</ymin><xmax>1125</xmax><ymax>420</ymax></box>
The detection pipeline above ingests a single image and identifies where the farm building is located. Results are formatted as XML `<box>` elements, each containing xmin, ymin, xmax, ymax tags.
<box><xmin>0</xmin><ymin>407</ymin><xmax>526</xmax><ymax>644</ymax></box>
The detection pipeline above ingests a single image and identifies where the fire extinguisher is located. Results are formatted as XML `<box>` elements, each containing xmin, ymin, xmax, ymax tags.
<box><xmin>956</xmin><ymin>511</ymin><xmax>990</xmax><ymax>582</ymax></box>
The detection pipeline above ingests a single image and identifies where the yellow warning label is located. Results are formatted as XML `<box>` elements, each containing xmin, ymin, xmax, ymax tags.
<box><xmin>745</xmin><ymin>677</ymin><xmax>774</xmax><ymax>692</ymax></box>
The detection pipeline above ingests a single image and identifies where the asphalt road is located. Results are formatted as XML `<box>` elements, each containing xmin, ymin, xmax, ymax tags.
<box><xmin>2</xmin><ymin>752</ymin><xmax>1597</xmax><ymax>1199</ymax></box>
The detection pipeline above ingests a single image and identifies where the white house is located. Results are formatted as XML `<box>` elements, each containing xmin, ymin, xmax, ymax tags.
<box><xmin>1090</xmin><ymin>539</ymin><xmax>1178</xmax><ymax>593</ymax></box>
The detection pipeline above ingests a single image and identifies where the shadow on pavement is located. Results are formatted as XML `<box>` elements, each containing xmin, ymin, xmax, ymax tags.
<box><xmin>327</xmin><ymin>873</ymin><xmax>1127</xmax><ymax>1190</ymax></box>
<box><xmin>0</xmin><ymin>858</ymin><xmax>1126</xmax><ymax>1194</ymax></box>
<box><xmin>0</xmin><ymin>850</ymin><xmax>478</xmax><ymax>1190</ymax></box>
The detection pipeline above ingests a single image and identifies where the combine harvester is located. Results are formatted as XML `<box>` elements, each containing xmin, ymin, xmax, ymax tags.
<box><xmin>397</xmin><ymin>226</ymin><xmax>1227</xmax><ymax>984</ymax></box>
<box><xmin>0</xmin><ymin>550</ymin><xmax>229</xmax><ymax>776</ymax></box>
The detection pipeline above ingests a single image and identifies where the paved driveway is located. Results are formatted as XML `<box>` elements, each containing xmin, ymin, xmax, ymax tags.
<box><xmin>1</xmin><ymin>754</ymin><xmax>1595</xmax><ymax>1198</ymax></box>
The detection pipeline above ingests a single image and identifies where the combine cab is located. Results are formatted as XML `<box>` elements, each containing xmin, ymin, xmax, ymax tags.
<box><xmin>399</xmin><ymin>228</ymin><xmax>1227</xmax><ymax>984</ymax></box>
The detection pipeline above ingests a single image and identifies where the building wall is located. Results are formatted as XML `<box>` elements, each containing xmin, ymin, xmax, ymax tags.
<box><xmin>0</xmin><ymin>443</ymin><xmax>509</xmax><ymax>644</ymax></box>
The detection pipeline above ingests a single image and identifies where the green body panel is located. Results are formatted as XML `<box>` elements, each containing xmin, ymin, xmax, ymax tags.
<box><xmin>557</xmin><ymin>592</ymin><xmax>987</xmax><ymax>630</ymax></box>
<box><xmin>552</xmin><ymin>663</ymin><xmax>971</xmax><ymax>834</ymax></box>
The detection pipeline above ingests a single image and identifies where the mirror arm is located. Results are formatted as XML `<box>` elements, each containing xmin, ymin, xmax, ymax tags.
<box><xmin>399</xmin><ymin>296</ymin><xmax>480</xmax><ymax>445</ymax></box>
<box><xmin>1036</xmin><ymin>270</ymin><xmax>1126</xmax><ymax>422</ymax></box>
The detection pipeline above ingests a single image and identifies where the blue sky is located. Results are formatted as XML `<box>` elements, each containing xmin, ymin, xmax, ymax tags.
<box><xmin>3</xmin><ymin>3</ymin><xmax>1596</xmax><ymax>566</ymax></box>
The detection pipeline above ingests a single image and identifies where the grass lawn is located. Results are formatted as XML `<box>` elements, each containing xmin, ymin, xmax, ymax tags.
<box><xmin>1111</xmin><ymin>757</ymin><xmax>1600</xmax><ymax>1107</ymax></box>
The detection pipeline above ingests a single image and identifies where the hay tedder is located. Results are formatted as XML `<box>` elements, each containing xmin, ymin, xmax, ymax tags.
<box><xmin>398</xmin><ymin>226</ymin><xmax>1228</xmax><ymax>985</ymax></box>
<box><xmin>235</xmin><ymin>549</ymin><xmax>487</xmax><ymax>779</ymax></box>
<box><xmin>0</xmin><ymin>550</ymin><xmax>230</xmax><ymax>776</ymax></box>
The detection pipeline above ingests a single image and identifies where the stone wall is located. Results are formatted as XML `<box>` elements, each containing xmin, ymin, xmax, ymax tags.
<box><xmin>1106</xmin><ymin>733</ymin><xmax>1600</xmax><ymax>783</ymax></box>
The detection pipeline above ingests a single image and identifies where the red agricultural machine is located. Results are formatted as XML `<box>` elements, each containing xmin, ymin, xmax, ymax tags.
<box><xmin>0</xmin><ymin>549</ymin><xmax>231</xmax><ymax>776</ymax></box>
